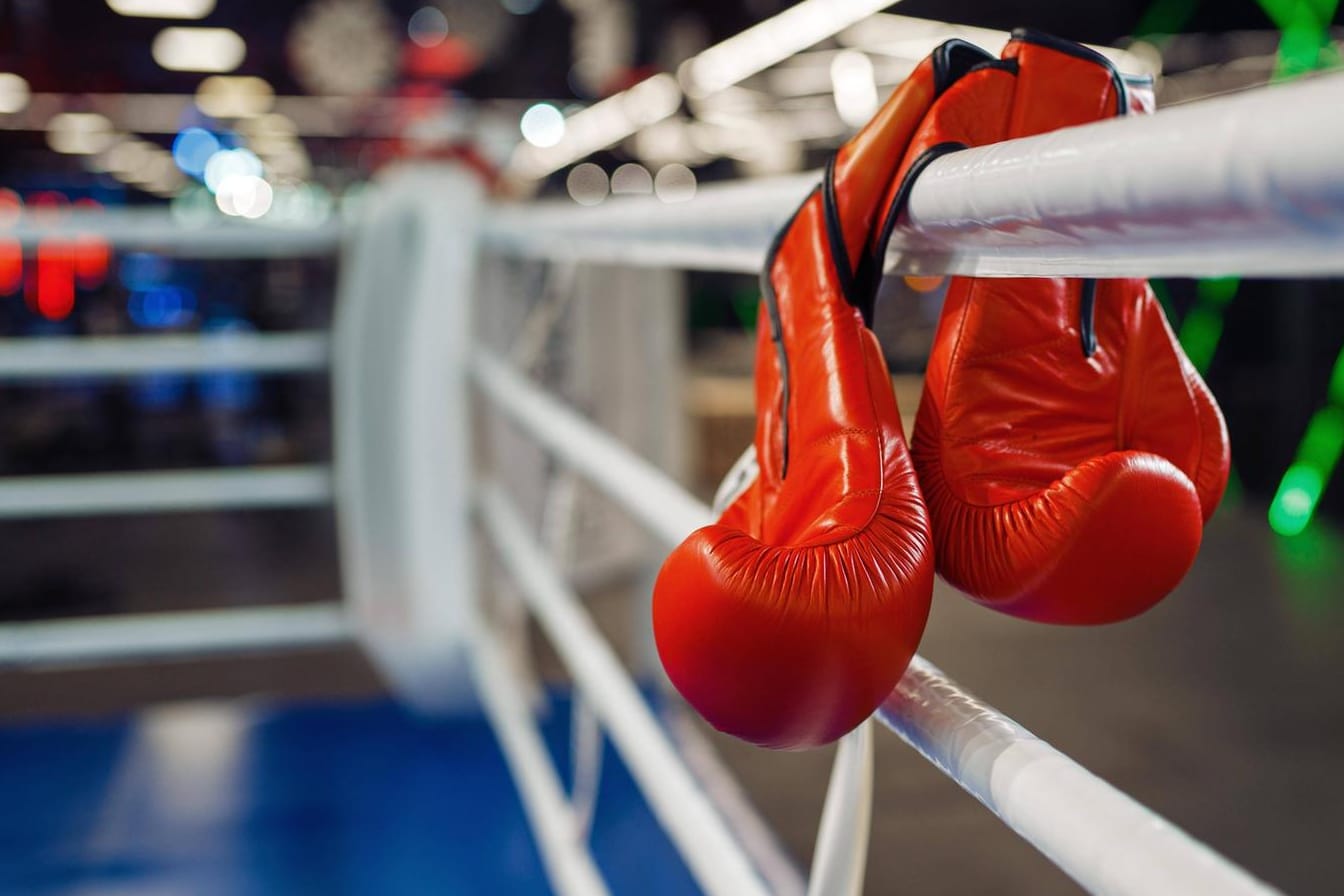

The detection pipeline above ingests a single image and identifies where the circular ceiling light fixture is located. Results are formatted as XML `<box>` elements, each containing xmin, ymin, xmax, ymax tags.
<box><xmin>289</xmin><ymin>0</ymin><xmax>400</xmax><ymax>95</ymax></box>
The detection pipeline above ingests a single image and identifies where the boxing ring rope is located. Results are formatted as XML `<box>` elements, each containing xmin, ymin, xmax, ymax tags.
<box><xmin>471</xmin><ymin>349</ymin><xmax>1275</xmax><ymax>896</ymax></box>
<box><xmin>1</xmin><ymin>66</ymin><xmax>1338</xmax><ymax>894</ymax></box>
<box><xmin>484</xmin><ymin>71</ymin><xmax>1344</xmax><ymax>278</ymax></box>
<box><xmin>11</xmin><ymin>208</ymin><xmax>342</xmax><ymax>257</ymax></box>
<box><xmin>467</xmin><ymin>72</ymin><xmax>1344</xmax><ymax>896</ymax></box>
<box><xmin>0</xmin><ymin>332</ymin><xmax>329</xmax><ymax>378</ymax></box>
<box><xmin>0</xmin><ymin>219</ymin><xmax>343</xmax><ymax>668</ymax></box>
<box><xmin>0</xmin><ymin>604</ymin><xmax>350</xmax><ymax>668</ymax></box>
<box><xmin>477</xmin><ymin>483</ymin><xmax>773</xmax><ymax>896</ymax></box>
<box><xmin>0</xmin><ymin>466</ymin><xmax>331</xmax><ymax>519</ymax></box>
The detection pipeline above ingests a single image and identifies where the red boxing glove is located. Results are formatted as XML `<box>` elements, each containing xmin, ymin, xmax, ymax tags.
<box><xmin>895</xmin><ymin>31</ymin><xmax>1230</xmax><ymax>623</ymax></box>
<box><xmin>649</xmin><ymin>45</ymin><xmax>1010</xmax><ymax>750</ymax></box>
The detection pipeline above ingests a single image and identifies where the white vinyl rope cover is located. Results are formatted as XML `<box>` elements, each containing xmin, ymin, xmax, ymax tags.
<box><xmin>484</xmin><ymin>72</ymin><xmax>1344</xmax><ymax>279</ymax></box>
<box><xmin>472</xmin><ymin>348</ymin><xmax>1281</xmax><ymax>896</ymax></box>
<box><xmin>471</xmin><ymin>74</ymin><xmax>1343</xmax><ymax>891</ymax></box>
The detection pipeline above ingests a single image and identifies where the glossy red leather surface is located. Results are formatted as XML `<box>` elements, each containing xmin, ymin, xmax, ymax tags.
<box><xmin>910</xmin><ymin>35</ymin><xmax>1231</xmax><ymax>623</ymax></box>
<box><xmin>652</xmin><ymin>58</ymin><xmax>942</xmax><ymax>750</ymax></box>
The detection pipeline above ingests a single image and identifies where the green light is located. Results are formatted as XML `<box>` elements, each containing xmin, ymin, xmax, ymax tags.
<box><xmin>1196</xmin><ymin>276</ymin><xmax>1239</xmax><ymax>308</ymax></box>
<box><xmin>1135</xmin><ymin>0</ymin><xmax>1200</xmax><ymax>38</ymax></box>
<box><xmin>1177</xmin><ymin>306</ymin><xmax>1224</xmax><ymax>374</ymax></box>
<box><xmin>1269</xmin><ymin>464</ymin><xmax>1325</xmax><ymax>536</ymax></box>
<box><xmin>1168</xmin><ymin>279</ymin><xmax>1239</xmax><ymax>375</ymax></box>
<box><xmin>729</xmin><ymin>290</ymin><xmax>758</xmax><ymax>330</ymax></box>
<box><xmin>1297</xmin><ymin>406</ymin><xmax>1344</xmax><ymax>470</ymax></box>
<box><xmin>1256</xmin><ymin>0</ymin><xmax>1341</xmax><ymax>79</ymax></box>
<box><xmin>1328</xmin><ymin>346</ymin><xmax>1344</xmax><ymax>405</ymax></box>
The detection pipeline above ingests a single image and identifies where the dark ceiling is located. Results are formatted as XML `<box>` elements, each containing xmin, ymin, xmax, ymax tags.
<box><xmin>0</xmin><ymin>0</ymin><xmax>1328</xmax><ymax>100</ymax></box>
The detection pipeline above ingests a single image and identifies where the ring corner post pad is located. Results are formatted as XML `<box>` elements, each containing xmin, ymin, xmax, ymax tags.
<box><xmin>332</xmin><ymin>164</ymin><xmax>487</xmax><ymax>714</ymax></box>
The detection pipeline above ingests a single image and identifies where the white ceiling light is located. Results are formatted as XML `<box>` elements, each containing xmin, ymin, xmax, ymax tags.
<box><xmin>102</xmin><ymin>139</ymin><xmax>156</xmax><ymax>177</ymax></box>
<box><xmin>152</xmin><ymin>27</ymin><xmax>246</xmax><ymax>73</ymax></box>
<box><xmin>289</xmin><ymin>0</ymin><xmax>400</xmax><ymax>96</ymax></box>
<box><xmin>680</xmin><ymin>0</ymin><xmax>900</xmax><ymax>98</ymax></box>
<box><xmin>509</xmin><ymin>0</ymin><xmax>887</xmax><ymax>181</ymax></box>
<box><xmin>203</xmin><ymin>148</ymin><xmax>263</xmax><ymax>193</ymax></box>
<box><xmin>623</xmin><ymin>73</ymin><xmax>682</xmax><ymax>125</ymax></box>
<box><xmin>195</xmin><ymin>76</ymin><xmax>275</xmax><ymax>118</ymax></box>
<box><xmin>47</xmin><ymin>113</ymin><xmax>117</xmax><ymax>155</ymax></box>
<box><xmin>0</xmin><ymin>73</ymin><xmax>31</xmax><ymax>114</ymax></box>
<box><xmin>108</xmin><ymin>0</ymin><xmax>215</xmax><ymax>17</ymax></box>
<box><xmin>511</xmin><ymin>75</ymin><xmax>683</xmax><ymax>178</ymax></box>
<box><xmin>519</xmin><ymin>102</ymin><xmax>565</xmax><ymax>148</ymax></box>
<box><xmin>830</xmin><ymin>49</ymin><xmax>878</xmax><ymax>127</ymax></box>
<box><xmin>216</xmin><ymin>174</ymin><xmax>273</xmax><ymax>218</ymax></box>
<box><xmin>838</xmin><ymin>14</ymin><xmax>1157</xmax><ymax>77</ymax></box>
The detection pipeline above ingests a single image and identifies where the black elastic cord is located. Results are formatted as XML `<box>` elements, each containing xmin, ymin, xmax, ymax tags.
<box><xmin>854</xmin><ymin>141</ymin><xmax>969</xmax><ymax>324</ymax></box>
<box><xmin>821</xmin><ymin>155</ymin><xmax>855</xmax><ymax>299</ymax></box>
<box><xmin>760</xmin><ymin>186</ymin><xmax>819</xmax><ymax>479</ymax></box>
<box><xmin>1080</xmin><ymin>279</ymin><xmax>1098</xmax><ymax>356</ymax></box>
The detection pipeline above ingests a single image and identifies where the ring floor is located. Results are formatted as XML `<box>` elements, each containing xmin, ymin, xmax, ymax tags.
<box><xmin>1</xmin><ymin>501</ymin><xmax>1341</xmax><ymax>894</ymax></box>
<box><xmin>0</xmin><ymin>691</ymin><xmax>698</xmax><ymax>896</ymax></box>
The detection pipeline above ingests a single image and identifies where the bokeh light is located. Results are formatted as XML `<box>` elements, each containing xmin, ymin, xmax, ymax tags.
<box><xmin>46</xmin><ymin>113</ymin><xmax>116</xmax><ymax>155</ymax></box>
<box><xmin>653</xmin><ymin>163</ymin><xmax>697</xmax><ymax>203</ymax></box>
<box><xmin>203</xmin><ymin>148</ymin><xmax>263</xmax><ymax>193</ymax></box>
<box><xmin>151</xmin><ymin>27</ymin><xmax>246</xmax><ymax>73</ymax></box>
<box><xmin>215</xmin><ymin>174</ymin><xmax>274</xmax><ymax>219</ymax></box>
<box><xmin>172</xmin><ymin>128</ymin><xmax>222</xmax><ymax>178</ymax></box>
<box><xmin>194</xmin><ymin>76</ymin><xmax>274</xmax><ymax>118</ymax></box>
<box><xmin>610</xmin><ymin>162</ymin><xmax>653</xmax><ymax>196</ymax></box>
<box><xmin>129</xmin><ymin>286</ymin><xmax>197</xmax><ymax>328</ymax></box>
<box><xmin>408</xmin><ymin>7</ymin><xmax>450</xmax><ymax>48</ymax></box>
<box><xmin>566</xmin><ymin>163</ymin><xmax>608</xmax><ymax>206</ymax></box>
<box><xmin>0</xmin><ymin>73</ymin><xmax>30</xmax><ymax>114</ymax></box>
<box><xmin>519</xmin><ymin>103</ymin><xmax>565</xmax><ymax>148</ymax></box>
<box><xmin>107</xmin><ymin>0</ymin><xmax>216</xmax><ymax>18</ymax></box>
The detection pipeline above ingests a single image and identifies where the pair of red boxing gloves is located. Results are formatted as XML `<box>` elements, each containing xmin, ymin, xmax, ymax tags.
<box><xmin>652</xmin><ymin>31</ymin><xmax>1231</xmax><ymax>750</ymax></box>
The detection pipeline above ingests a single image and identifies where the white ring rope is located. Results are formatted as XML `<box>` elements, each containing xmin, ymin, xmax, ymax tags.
<box><xmin>473</xmin><ymin>348</ymin><xmax>1280</xmax><ymax>896</ymax></box>
<box><xmin>484</xmin><ymin>73</ymin><xmax>1344</xmax><ymax>279</ymax></box>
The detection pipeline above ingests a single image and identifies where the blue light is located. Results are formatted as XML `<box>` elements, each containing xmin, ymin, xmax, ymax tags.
<box><xmin>133</xmin><ymin>374</ymin><xmax>188</xmax><ymax>410</ymax></box>
<box><xmin>119</xmin><ymin>252</ymin><xmax>172</xmax><ymax>291</ymax></box>
<box><xmin>172</xmin><ymin>127</ymin><xmax>222</xmax><ymax>179</ymax></box>
<box><xmin>199</xmin><ymin>318</ymin><xmax>260</xmax><ymax>410</ymax></box>
<box><xmin>128</xmin><ymin>286</ymin><xmax>196</xmax><ymax>329</ymax></box>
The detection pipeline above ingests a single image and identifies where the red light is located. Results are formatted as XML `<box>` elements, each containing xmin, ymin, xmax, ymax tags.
<box><xmin>0</xmin><ymin>189</ymin><xmax>20</xmax><ymax>295</ymax></box>
<box><xmin>0</xmin><ymin>188</ymin><xmax>21</xmax><ymax>225</ymax></box>
<box><xmin>35</xmin><ymin>241</ymin><xmax>75</xmax><ymax>321</ymax></box>
<box><xmin>72</xmin><ymin>198</ymin><xmax>109</xmax><ymax>288</ymax></box>
<box><xmin>74</xmin><ymin>237</ymin><xmax>110</xmax><ymax>288</ymax></box>
<box><xmin>28</xmin><ymin>191</ymin><xmax>68</xmax><ymax>216</ymax></box>
<box><xmin>0</xmin><ymin>242</ymin><xmax>20</xmax><ymax>294</ymax></box>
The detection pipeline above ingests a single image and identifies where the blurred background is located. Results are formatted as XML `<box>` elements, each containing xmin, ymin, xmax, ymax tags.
<box><xmin>1</xmin><ymin>1</ymin><xmax>1343</xmax><ymax>894</ymax></box>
